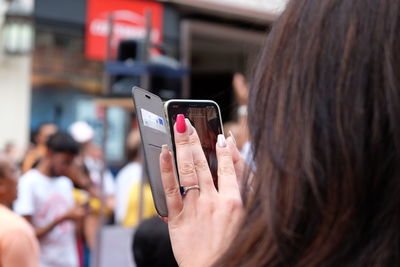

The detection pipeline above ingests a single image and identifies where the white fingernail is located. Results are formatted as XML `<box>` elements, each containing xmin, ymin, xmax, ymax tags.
<box><xmin>217</xmin><ymin>134</ymin><xmax>227</xmax><ymax>147</ymax></box>
<box><xmin>185</xmin><ymin>118</ymin><xmax>194</xmax><ymax>135</ymax></box>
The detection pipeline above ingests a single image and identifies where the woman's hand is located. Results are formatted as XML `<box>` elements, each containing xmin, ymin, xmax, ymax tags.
<box><xmin>160</xmin><ymin>115</ymin><xmax>244</xmax><ymax>267</ymax></box>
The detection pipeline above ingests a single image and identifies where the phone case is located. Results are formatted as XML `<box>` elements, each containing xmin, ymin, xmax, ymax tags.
<box><xmin>132</xmin><ymin>86</ymin><xmax>175</xmax><ymax>217</ymax></box>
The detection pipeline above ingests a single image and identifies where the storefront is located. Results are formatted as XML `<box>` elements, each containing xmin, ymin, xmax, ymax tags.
<box><xmin>84</xmin><ymin>0</ymin><xmax>286</xmax><ymax>115</ymax></box>
<box><xmin>29</xmin><ymin>0</ymin><xmax>286</xmax><ymax>164</ymax></box>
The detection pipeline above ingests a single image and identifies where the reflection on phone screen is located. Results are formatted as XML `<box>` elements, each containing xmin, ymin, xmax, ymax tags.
<box><xmin>168</xmin><ymin>104</ymin><xmax>222</xmax><ymax>188</ymax></box>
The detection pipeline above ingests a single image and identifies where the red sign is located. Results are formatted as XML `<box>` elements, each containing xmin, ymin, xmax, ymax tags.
<box><xmin>86</xmin><ymin>0</ymin><xmax>163</xmax><ymax>61</ymax></box>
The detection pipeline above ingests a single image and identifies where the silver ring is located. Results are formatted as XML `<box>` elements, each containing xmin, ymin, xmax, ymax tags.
<box><xmin>180</xmin><ymin>185</ymin><xmax>200</xmax><ymax>195</ymax></box>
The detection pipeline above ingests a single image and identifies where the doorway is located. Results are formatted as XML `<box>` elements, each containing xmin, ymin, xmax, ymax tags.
<box><xmin>180</xmin><ymin>20</ymin><xmax>265</xmax><ymax>121</ymax></box>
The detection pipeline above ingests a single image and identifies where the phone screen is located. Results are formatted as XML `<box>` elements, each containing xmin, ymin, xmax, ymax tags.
<box><xmin>167</xmin><ymin>102</ymin><xmax>223</xmax><ymax>188</ymax></box>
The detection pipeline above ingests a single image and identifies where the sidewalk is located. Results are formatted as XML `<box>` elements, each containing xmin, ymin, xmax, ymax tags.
<box><xmin>98</xmin><ymin>226</ymin><xmax>136</xmax><ymax>267</ymax></box>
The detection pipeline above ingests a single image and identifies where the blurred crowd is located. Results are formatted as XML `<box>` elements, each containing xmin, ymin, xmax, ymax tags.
<box><xmin>0</xmin><ymin>74</ymin><xmax>250</xmax><ymax>267</ymax></box>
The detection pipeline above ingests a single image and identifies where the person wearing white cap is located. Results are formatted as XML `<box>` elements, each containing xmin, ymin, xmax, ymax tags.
<box><xmin>68</xmin><ymin>121</ymin><xmax>115</xmax><ymax>201</ymax></box>
<box><xmin>68</xmin><ymin>121</ymin><xmax>95</xmax><ymax>144</ymax></box>
<box><xmin>68</xmin><ymin>121</ymin><xmax>115</xmax><ymax>197</ymax></box>
<box><xmin>68</xmin><ymin>121</ymin><xmax>116</xmax><ymax>251</ymax></box>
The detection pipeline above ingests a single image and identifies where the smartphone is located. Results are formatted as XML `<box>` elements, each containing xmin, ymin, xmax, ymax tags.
<box><xmin>132</xmin><ymin>87</ymin><xmax>224</xmax><ymax>216</ymax></box>
<box><xmin>132</xmin><ymin>87</ymin><xmax>173</xmax><ymax>217</ymax></box>
<box><xmin>164</xmin><ymin>100</ymin><xmax>223</xmax><ymax>188</ymax></box>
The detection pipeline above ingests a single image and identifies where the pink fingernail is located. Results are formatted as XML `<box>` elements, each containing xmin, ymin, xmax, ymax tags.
<box><xmin>176</xmin><ymin>114</ymin><xmax>186</xmax><ymax>133</ymax></box>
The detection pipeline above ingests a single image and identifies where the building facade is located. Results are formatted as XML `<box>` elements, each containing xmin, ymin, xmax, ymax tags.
<box><xmin>2</xmin><ymin>0</ymin><xmax>287</xmax><ymax>164</ymax></box>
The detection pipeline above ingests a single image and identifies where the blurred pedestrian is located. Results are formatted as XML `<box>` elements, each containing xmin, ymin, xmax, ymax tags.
<box><xmin>14</xmin><ymin>132</ymin><xmax>85</xmax><ymax>267</ymax></box>
<box><xmin>231</xmin><ymin>73</ymin><xmax>252</xmax><ymax>158</ymax></box>
<box><xmin>22</xmin><ymin>123</ymin><xmax>58</xmax><ymax>173</ymax></box>
<box><xmin>115</xmin><ymin>129</ymin><xmax>156</xmax><ymax>227</ymax></box>
<box><xmin>69</xmin><ymin>121</ymin><xmax>115</xmax><ymax>209</ymax></box>
<box><xmin>0</xmin><ymin>154</ymin><xmax>40</xmax><ymax>267</ymax></box>
<box><xmin>3</xmin><ymin>141</ymin><xmax>22</xmax><ymax>165</ymax></box>
<box><xmin>68</xmin><ymin>121</ymin><xmax>115</xmax><ymax>254</ymax></box>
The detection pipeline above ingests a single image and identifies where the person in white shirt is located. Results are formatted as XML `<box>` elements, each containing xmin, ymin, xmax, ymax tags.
<box><xmin>14</xmin><ymin>132</ymin><xmax>85</xmax><ymax>267</ymax></box>
<box><xmin>115</xmin><ymin>130</ymin><xmax>143</xmax><ymax>224</ymax></box>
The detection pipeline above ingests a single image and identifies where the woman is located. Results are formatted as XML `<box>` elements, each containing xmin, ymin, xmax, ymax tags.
<box><xmin>160</xmin><ymin>0</ymin><xmax>400</xmax><ymax>266</ymax></box>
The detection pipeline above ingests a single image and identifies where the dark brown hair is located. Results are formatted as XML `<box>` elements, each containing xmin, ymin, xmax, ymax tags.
<box><xmin>47</xmin><ymin>132</ymin><xmax>80</xmax><ymax>156</ymax></box>
<box><xmin>217</xmin><ymin>0</ymin><xmax>400</xmax><ymax>266</ymax></box>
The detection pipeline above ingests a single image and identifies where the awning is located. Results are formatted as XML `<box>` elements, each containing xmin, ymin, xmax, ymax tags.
<box><xmin>94</xmin><ymin>97</ymin><xmax>134</xmax><ymax>109</ymax></box>
<box><xmin>158</xmin><ymin>0</ymin><xmax>288</xmax><ymax>23</ymax></box>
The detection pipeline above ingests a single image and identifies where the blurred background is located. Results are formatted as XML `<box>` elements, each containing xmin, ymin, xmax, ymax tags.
<box><xmin>0</xmin><ymin>0</ymin><xmax>287</xmax><ymax>165</ymax></box>
<box><xmin>0</xmin><ymin>0</ymin><xmax>287</xmax><ymax>266</ymax></box>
